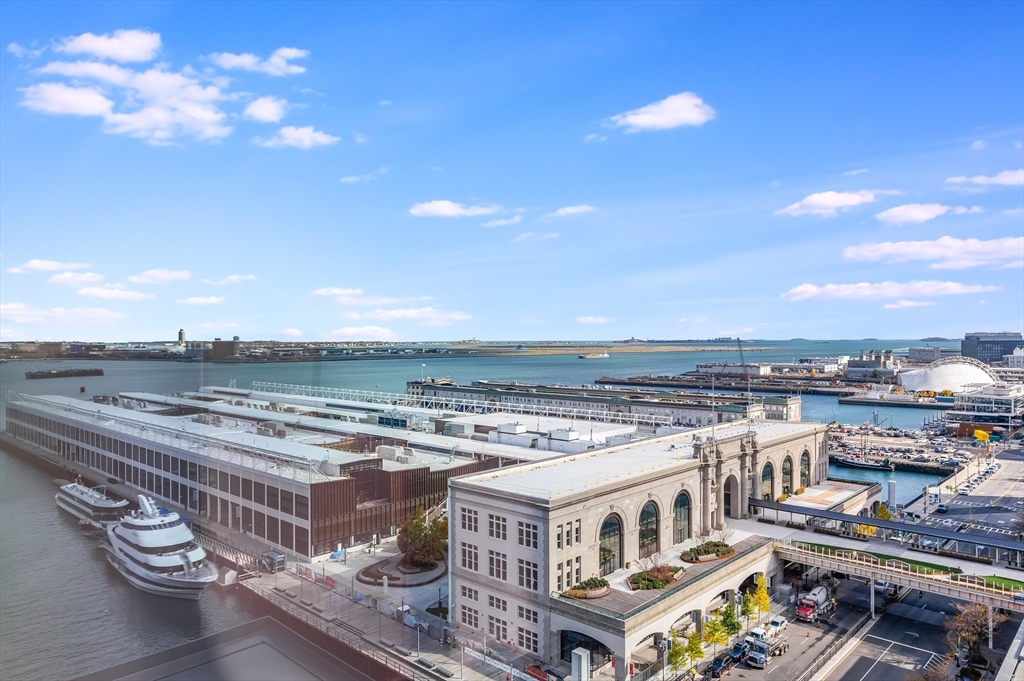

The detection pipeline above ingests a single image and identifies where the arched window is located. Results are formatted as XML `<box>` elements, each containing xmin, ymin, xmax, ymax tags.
<box><xmin>599</xmin><ymin>515</ymin><xmax>622</xmax><ymax>576</ymax></box>
<box><xmin>782</xmin><ymin>457</ymin><xmax>793</xmax><ymax>495</ymax></box>
<box><xmin>639</xmin><ymin>502</ymin><xmax>659</xmax><ymax>559</ymax></box>
<box><xmin>800</xmin><ymin>451</ymin><xmax>810</xmax><ymax>488</ymax></box>
<box><xmin>761</xmin><ymin>463</ymin><xmax>774</xmax><ymax>501</ymax></box>
<box><xmin>673</xmin><ymin>492</ymin><xmax>691</xmax><ymax>544</ymax></box>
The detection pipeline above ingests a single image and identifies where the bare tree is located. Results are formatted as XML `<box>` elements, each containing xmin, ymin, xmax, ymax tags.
<box><xmin>694</xmin><ymin>524</ymin><xmax>713</xmax><ymax>547</ymax></box>
<box><xmin>945</xmin><ymin>602</ymin><xmax>1008</xmax><ymax>660</ymax></box>
<box><xmin>635</xmin><ymin>552</ymin><xmax>666</xmax><ymax>576</ymax></box>
<box><xmin>711</xmin><ymin>527</ymin><xmax>735</xmax><ymax>545</ymax></box>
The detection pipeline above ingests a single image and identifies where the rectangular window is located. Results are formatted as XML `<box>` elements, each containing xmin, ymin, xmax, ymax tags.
<box><xmin>230</xmin><ymin>474</ymin><xmax>240</xmax><ymax>497</ymax></box>
<box><xmin>146</xmin><ymin>449</ymin><xmax>154</xmax><ymax>468</ymax></box>
<box><xmin>575</xmin><ymin>519</ymin><xmax>581</xmax><ymax>544</ymax></box>
<box><xmin>163</xmin><ymin>452</ymin><xmax>171</xmax><ymax>473</ymax></box>
<box><xmin>517</xmin><ymin>606</ymin><xmax>538</xmax><ymax>624</ymax></box>
<box><xmin>253</xmin><ymin>481</ymin><xmax>265</xmax><ymax>506</ymax></box>
<box><xmin>207</xmin><ymin>467</ymin><xmax>217</xmax><ymax>489</ymax></box>
<box><xmin>488</xmin><ymin>550</ymin><xmax>507</xmax><ymax>581</ymax></box>
<box><xmin>575</xmin><ymin>556</ymin><xmax>581</xmax><ymax>585</ymax></box>
<box><xmin>461</xmin><ymin>508</ymin><xmax>478</xmax><ymax>533</ymax></box>
<box><xmin>460</xmin><ymin>585</ymin><xmax>478</xmax><ymax>601</ymax></box>
<box><xmin>171</xmin><ymin>456</ymin><xmax>179</xmax><ymax>477</ymax></box>
<box><xmin>460</xmin><ymin>605</ymin><xmax>479</xmax><ymax>629</ymax></box>
<box><xmin>517</xmin><ymin>628</ymin><xmax>538</xmax><ymax>653</ymax></box>
<box><xmin>242</xmin><ymin>478</ymin><xmax>253</xmax><ymax>501</ymax></box>
<box><xmin>565</xmin><ymin>524</ymin><xmax>572</xmax><ymax>547</ymax></box>
<box><xmin>266</xmin><ymin>515</ymin><xmax>279</xmax><ymax>543</ymax></box>
<box><xmin>488</xmin><ymin>616</ymin><xmax>507</xmax><ymax>641</ymax></box>
<box><xmin>280</xmin><ymin>490</ymin><xmax>293</xmax><ymax>515</ymax></box>
<box><xmin>557</xmin><ymin>524</ymin><xmax>563</xmax><ymax>550</ymax></box>
<box><xmin>460</xmin><ymin>543</ymin><xmax>478</xmax><ymax>572</ymax></box>
<box><xmin>295</xmin><ymin>494</ymin><xmax>308</xmax><ymax>520</ymax></box>
<box><xmin>557</xmin><ymin>563</ymin><xmax>563</xmax><ymax>592</ymax></box>
<box><xmin>218</xmin><ymin>470</ymin><xmax>229</xmax><ymax>492</ymax></box>
<box><xmin>254</xmin><ymin>510</ymin><xmax>266</xmax><ymax>538</ymax></box>
<box><xmin>517</xmin><ymin>521</ymin><xmax>538</xmax><ymax>549</ymax></box>
<box><xmin>488</xmin><ymin>514</ymin><xmax>507</xmax><ymax>541</ymax></box>
<box><xmin>295</xmin><ymin>526</ymin><xmax>309</xmax><ymax>557</ymax></box>
<box><xmin>198</xmin><ymin>465</ymin><xmax>207</xmax><ymax>486</ymax></box>
<box><xmin>266</xmin><ymin>486</ymin><xmax>279</xmax><ymax>510</ymax></box>
<box><xmin>154</xmin><ymin>450</ymin><xmax>162</xmax><ymax>470</ymax></box>
<box><xmin>188</xmin><ymin>462</ymin><xmax>198</xmax><ymax>482</ymax></box>
<box><xmin>518</xmin><ymin>559</ymin><xmax>538</xmax><ymax>591</ymax></box>
<box><xmin>219</xmin><ymin>497</ymin><xmax>229</xmax><ymax>527</ymax></box>
<box><xmin>488</xmin><ymin>595</ymin><xmax>507</xmax><ymax>612</ymax></box>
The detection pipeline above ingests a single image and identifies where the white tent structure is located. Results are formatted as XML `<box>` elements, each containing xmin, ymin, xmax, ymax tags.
<box><xmin>899</xmin><ymin>356</ymin><xmax>997</xmax><ymax>393</ymax></box>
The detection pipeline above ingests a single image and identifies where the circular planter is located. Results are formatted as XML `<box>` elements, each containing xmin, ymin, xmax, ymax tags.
<box><xmin>565</xmin><ymin>585</ymin><xmax>610</xmax><ymax>599</ymax></box>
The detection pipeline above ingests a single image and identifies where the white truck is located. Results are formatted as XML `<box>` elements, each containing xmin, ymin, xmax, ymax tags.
<box><xmin>795</xmin><ymin>586</ymin><xmax>833</xmax><ymax>622</ymax></box>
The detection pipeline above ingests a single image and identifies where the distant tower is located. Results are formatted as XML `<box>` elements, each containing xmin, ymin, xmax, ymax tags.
<box><xmin>178</xmin><ymin>329</ymin><xmax>186</xmax><ymax>345</ymax></box>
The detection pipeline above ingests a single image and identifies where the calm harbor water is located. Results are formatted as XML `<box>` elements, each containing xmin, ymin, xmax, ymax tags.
<box><xmin>0</xmin><ymin>341</ymin><xmax>950</xmax><ymax>678</ymax></box>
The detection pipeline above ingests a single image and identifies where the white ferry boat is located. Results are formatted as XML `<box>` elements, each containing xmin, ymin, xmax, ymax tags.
<box><xmin>55</xmin><ymin>482</ymin><xmax>129</xmax><ymax>529</ymax></box>
<box><xmin>579</xmin><ymin>352</ymin><xmax>610</xmax><ymax>359</ymax></box>
<box><xmin>104</xmin><ymin>495</ymin><xmax>217</xmax><ymax>599</ymax></box>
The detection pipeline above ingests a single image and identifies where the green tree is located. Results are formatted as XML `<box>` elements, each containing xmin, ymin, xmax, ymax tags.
<box><xmin>754</xmin><ymin>574</ymin><xmax>771</xmax><ymax>622</ymax></box>
<box><xmin>702</xmin><ymin>612</ymin><xmax>728</xmax><ymax>657</ymax></box>
<box><xmin>686</xmin><ymin>630</ymin><xmax>704</xmax><ymax>666</ymax></box>
<box><xmin>397</xmin><ymin>510</ymin><xmax>447</xmax><ymax>567</ymax></box>
<box><xmin>741</xmin><ymin>592</ymin><xmax>756</xmax><ymax>623</ymax></box>
<box><xmin>667</xmin><ymin>633</ymin><xmax>688</xmax><ymax>675</ymax></box>
<box><xmin>721</xmin><ymin>603</ymin><xmax>742</xmax><ymax>640</ymax></box>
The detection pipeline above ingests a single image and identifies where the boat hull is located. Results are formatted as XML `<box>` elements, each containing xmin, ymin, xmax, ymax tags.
<box><xmin>102</xmin><ymin>546</ymin><xmax>209</xmax><ymax>600</ymax></box>
<box><xmin>835</xmin><ymin>458</ymin><xmax>895</xmax><ymax>471</ymax></box>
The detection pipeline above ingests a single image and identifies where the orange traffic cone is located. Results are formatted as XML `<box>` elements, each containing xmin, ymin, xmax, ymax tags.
<box><xmin>806</xmin><ymin>630</ymin><xmax>810</xmax><ymax>638</ymax></box>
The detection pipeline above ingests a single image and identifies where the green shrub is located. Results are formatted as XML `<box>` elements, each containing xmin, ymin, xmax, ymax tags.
<box><xmin>682</xmin><ymin>541</ymin><xmax>734</xmax><ymax>561</ymax></box>
<box><xmin>629</xmin><ymin>572</ymin><xmax>666</xmax><ymax>590</ymax></box>
<box><xmin>572</xmin><ymin>577</ymin><xmax>609</xmax><ymax>591</ymax></box>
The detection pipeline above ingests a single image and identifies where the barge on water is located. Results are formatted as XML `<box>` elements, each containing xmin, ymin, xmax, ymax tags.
<box><xmin>25</xmin><ymin>368</ymin><xmax>104</xmax><ymax>379</ymax></box>
<box><xmin>834</xmin><ymin>455</ymin><xmax>895</xmax><ymax>471</ymax></box>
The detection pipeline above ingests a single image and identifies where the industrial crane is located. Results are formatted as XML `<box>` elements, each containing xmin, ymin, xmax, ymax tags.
<box><xmin>736</xmin><ymin>337</ymin><xmax>745</xmax><ymax>365</ymax></box>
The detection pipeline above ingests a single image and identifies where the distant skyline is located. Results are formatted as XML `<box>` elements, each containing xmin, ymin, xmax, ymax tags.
<box><xmin>1</xmin><ymin>1</ymin><xmax>1022</xmax><ymax>342</ymax></box>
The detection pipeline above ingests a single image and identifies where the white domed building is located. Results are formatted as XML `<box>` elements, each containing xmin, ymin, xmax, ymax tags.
<box><xmin>899</xmin><ymin>356</ymin><xmax>997</xmax><ymax>394</ymax></box>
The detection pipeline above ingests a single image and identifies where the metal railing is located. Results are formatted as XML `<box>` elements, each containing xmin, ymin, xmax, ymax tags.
<box><xmin>780</xmin><ymin>540</ymin><xmax>1024</xmax><ymax>602</ymax></box>
<box><xmin>792</xmin><ymin>608</ymin><xmax>873</xmax><ymax>681</ymax></box>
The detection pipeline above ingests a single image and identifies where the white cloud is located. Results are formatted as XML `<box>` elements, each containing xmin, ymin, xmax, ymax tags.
<box><xmin>576</xmin><ymin>316</ymin><xmax>613</xmax><ymax>324</ymax></box>
<box><xmin>339</xmin><ymin>166</ymin><xmax>389</xmax><ymax>183</ymax></box>
<box><xmin>774</xmin><ymin>189</ymin><xmax>899</xmax><ymax>217</ymax></box>
<box><xmin>201</xmin><ymin>274</ymin><xmax>257</xmax><ymax>285</ymax></box>
<box><xmin>1005</xmin><ymin>208</ymin><xmax>1024</xmax><ymax>216</ymax></box>
<box><xmin>481</xmin><ymin>215</ymin><xmax>521</xmax><ymax>227</ymax></box>
<box><xmin>718</xmin><ymin>327</ymin><xmax>753</xmax><ymax>336</ymax></box>
<box><xmin>280</xmin><ymin>328</ymin><xmax>302</xmax><ymax>337</ymax></box>
<box><xmin>874</xmin><ymin>203</ymin><xmax>983</xmax><ymax>226</ymax></box>
<box><xmin>177</xmin><ymin>296</ymin><xmax>226</xmax><ymax>305</ymax></box>
<box><xmin>409</xmin><ymin>201</ymin><xmax>501</xmax><ymax>217</ymax></box>
<box><xmin>971</xmin><ymin>140</ymin><xmax>987</xmax><ymax>150</ymax></box>
<box><xmin>19</xmin><ymin>82</ymin><xmax>114</xmax><ymax>116</ymax></box>
<box><xmin>378</xmin><ymin>99</ymin><xmax>392</xmax><ymax>106</ymax></box>
<box><xmin>128</xmin><ymin>268</ymin><xmax>190</xmax><ymax>284</ymax></box>
<box><xmin>311</xmin><ymin>287</ymin><xmax>432</xmax><ymax>306</ymax></box>
<box><xmin>330</xmin><ymin>326</ymin><xmax>396</xmax><ymax>340</ymax></box>
<box><xmin>520</xmin><ymin>316</ymin><xmax>545</xmax><ymax>325</ymax></box>
<box><xmin>584</xmin><ymin>133</ymin><xmax>607</xmax><ymax>143</ymax></box>
<box><xmin>48</xmin><ymin>272</ymin><xmax>104</xmax><ymax>287</ymax></box>
<box><xmin>883</xmin><ymin>300</ymin><xmax>936</xmax><ymax>310</ymax></box>
<box><xmin>257</xmin><ymin>125</ymin><xmax>339</xmax><ymax>149</ymax></box>
<box><xmin>1001</xmin><ymin>260</ymin><xmax>1024</xmax><ymax>269</ymax></box>
<box><xmin>678</xmin><ymin>317</ymin><xmax>709</xmax><ymax>323</ymax></box>
<box><xmin>208</xmin><ymin>47</ymin><xmax>308</xmax><ymax>76</ymax></box>
<box><xmin>199</xmin><ymin>321</ymin><xmax>238</xmax><ymax>329</ymax></box>
<box><xmin>352</xmin><ymin>131</ymin><xmax>370</xmax><ymax>144</ymax></box>
<box><xmin>30</xmin><ymin>60</ymin><xmax>232</xmax><ymax>143</ymax></box>
<box><xmin>608</xmin><ymin>92</ymin><xmax>716</xmax><ymax>132</ymax></box>
<box><xmin>78</xmin><ymin>284</ymin><xmax>152</xmax><ymax>300</ymax></box>
<box><xmin>358</xmin><ymin>307</ymin><xmax>471</xmax><ymax>326</ymax></box>
<box><xmin>55</xmin><ymin>29</ymin><xmax>160</xmax><ymax>63</ymax></box>
<box><xmin>545</xmin><ymin>205</ymin><xmax>595</xmax><ymax>218</ymax></box>
<box><xmin>8</xmin><ymin>259</ymin><xmax>91</xmax><ymax>274</ymax></box>
<box><xmin>946</xmin><ymin>169</ymin><xmax>1024</xmax><ymax>187</ymax></box>
<box><xmin>781</xmin><ymin>280</ymin><xmax>1000</xmax><ymax>301</ymax></box>
<box><xmin>843</xmin><ymin>236</ymin><xmax>1024</xmax><ymax>269</ymax></box>
<box><xmin>843</xmin><ymin>168</ymin><xmax>869</xmax><ymax>176</ymax></box>
<box><xmin>7</xmin><ymin>42</ymin><xmax>45</xmax><ymax>59</ymax></box>
<box><xmin>243</xmin><ymin>96</ymin><xmax>288</xmax><ymax>122</ymax></box>
<box><xmin>513</xmin><ymin>232</ymin><xmax>559</xmax><ymax>243</ymax></box>
<box><xmin>0</xmin><ymin>302</ymin><xmax>127</xmax><ymax>325</ymax></box>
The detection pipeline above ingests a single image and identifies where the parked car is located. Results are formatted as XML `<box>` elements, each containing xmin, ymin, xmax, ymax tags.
<box><xmin>710</xmin><ymin>655</ymin><xmax>734</xmax><ymax>678</ymax></box>
<box><xmin>768</xmin><ymin>616</ymin><xmax>788</xmax><ymax>633</ymax></box>
<box><xmin>936</xmin><ymin>503</ymin><xmax>949</xmax><ymax>513</ymax></box>
<box><xmin>728</xmin><ymin>641</ymin><xmax>750</xmax><ymax>664</ymax></box>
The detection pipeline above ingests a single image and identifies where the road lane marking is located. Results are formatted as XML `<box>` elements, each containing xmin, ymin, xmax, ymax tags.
<box><xmin>858</xmin><ymin>641</ymin><xmax>895</xmax><ymax>681</ymax></box>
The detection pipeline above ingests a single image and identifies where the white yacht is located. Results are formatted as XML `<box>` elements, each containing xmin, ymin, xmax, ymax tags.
<box><xmin>104</xmin><ymin>495</ymin><xmax>217</xmax><ymax>599</ymax></box>
<box><xmin>55</xmin><ymin>482</ymin><xmax>129</xmax><ymax>529</ymax></box>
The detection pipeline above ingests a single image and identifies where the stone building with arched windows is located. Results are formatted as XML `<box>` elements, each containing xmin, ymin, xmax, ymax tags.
<box><xmin>448</xmin><ymin>420</ymin><xmax>828</xmax><ymax>679</ymax></box>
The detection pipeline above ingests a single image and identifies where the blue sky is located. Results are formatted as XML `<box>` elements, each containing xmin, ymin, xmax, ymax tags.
<box><xmin>1</xmin><ymin>1</ymin><xmax>1021</xmax><ymax>343</ymax></box>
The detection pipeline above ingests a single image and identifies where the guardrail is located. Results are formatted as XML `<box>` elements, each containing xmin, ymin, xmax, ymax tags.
<box><xmin>242</xmin><ymin>580</ymin><xmax>439</xmax><ymax>681</ymax></box>
<box><xmin>780</xmin><ymin>540</ymin><xmax>1024</xmax><ymax>602</ymax></box>
<box><xmin>792</xmin><ymin>608</ymin><xmax>874</xmax><ymax>681</ymax></box>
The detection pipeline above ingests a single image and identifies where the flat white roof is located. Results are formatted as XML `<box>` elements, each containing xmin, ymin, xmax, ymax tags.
<box><xmin>454</xmin><ymin>420</ymin><xmax>822</xmax><ymax>500</ymax></box>
<box><xmin>438</xmin><ymin>412</ymin><xmax>638</xmax><ymax>440</ymax></box>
